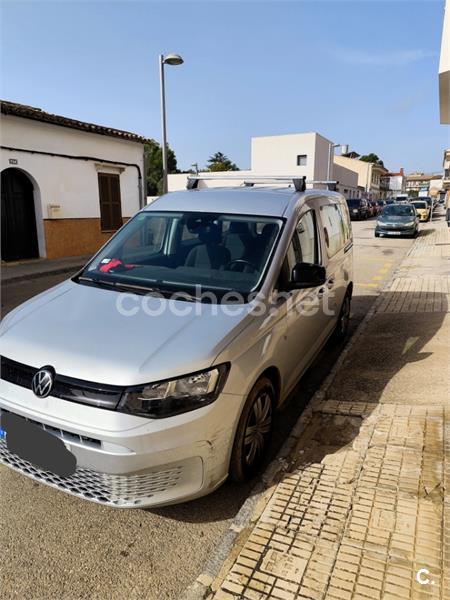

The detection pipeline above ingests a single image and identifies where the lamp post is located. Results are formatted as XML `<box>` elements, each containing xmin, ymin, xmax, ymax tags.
<box><xmin>327</xmin><ymin>143</ymin><xmax>349</xmax><ymax>181</ymax></box>
<box><xmin>159</xmin><ymin>53</ymin><xmax>183</xmax><ymax>195</ymax></box>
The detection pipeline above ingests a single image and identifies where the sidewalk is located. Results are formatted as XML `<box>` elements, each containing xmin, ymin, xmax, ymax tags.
<box><xmin>211</xmin><ymin>220</ymin><xmax>450</xmax><ymax>600</ymax></box>
<box><xmin>1</xmin><ymin>254</ymin><xmax>90</xmax><ymax>284</ymax></box>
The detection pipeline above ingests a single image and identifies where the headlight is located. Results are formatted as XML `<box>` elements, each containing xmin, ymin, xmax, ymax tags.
<box><xmin>118</xmin><ymin>364</ymin><xmax>229</xmax><ymax>418</ymax></box>
<box><xmin>405</xmin><ymin>221</ymin><xmax>415</xmax><ymax>227</ymax></box>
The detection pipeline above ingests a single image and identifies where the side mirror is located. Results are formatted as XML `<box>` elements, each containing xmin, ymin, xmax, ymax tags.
<box><xmin>290</xmin><ymin>262</ymin><xmax>326</xmax><ymax>290</ymax></box>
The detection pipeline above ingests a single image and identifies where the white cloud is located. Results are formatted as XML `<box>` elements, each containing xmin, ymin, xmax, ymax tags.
<box><xmin>333</xmin><ymin>47</ymin><xmax>436</xmax><ymax>67</ymax></box>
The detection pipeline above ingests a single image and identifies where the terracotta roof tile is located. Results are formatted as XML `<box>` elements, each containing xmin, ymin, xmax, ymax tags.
<box><xmin>1</xmin><ymin>100</ymin><xmax>152</xmax><ymax>144</ymax></box>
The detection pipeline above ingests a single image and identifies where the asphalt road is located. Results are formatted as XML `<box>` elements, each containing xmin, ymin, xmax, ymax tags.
<box><xmin>0</xmin><ymin>218</ymin><xmax>414</xmax><ymax>600</ymax></box>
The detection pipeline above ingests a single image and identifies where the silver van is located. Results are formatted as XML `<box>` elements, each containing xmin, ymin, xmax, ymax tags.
<box><xmin>0</xmin><ymin>178</ymin><xmax>353</xmax><ymax>508</ymax></box>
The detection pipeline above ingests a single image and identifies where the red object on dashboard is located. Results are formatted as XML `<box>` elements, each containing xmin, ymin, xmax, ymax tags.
<box><xmin>99</xmin><ymin>258</ymin><xmax>123</xmax><ymax>273</ymax></box>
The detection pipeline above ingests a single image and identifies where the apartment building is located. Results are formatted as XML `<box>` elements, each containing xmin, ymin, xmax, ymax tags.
<box><xmin>333</xmin><ymin>154</ymin><xmax>389</xmax><ymax>199</ymax></box>
<box><xmin>405</xmin><ymin>172</ymin><xmax>442</xmax><ymax>197</ymax></box>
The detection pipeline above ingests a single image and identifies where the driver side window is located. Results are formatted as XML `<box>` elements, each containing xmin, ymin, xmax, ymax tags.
<box><xmin>281</xmin><ymin>210</ymin><xmax>319</xmax><ymax>286</ymax></box>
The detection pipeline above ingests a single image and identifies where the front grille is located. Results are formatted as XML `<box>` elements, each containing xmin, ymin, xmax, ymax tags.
<box><xmin>1</xmin><ymin>356</ymin><xmax>123</xmax><ymax>410</ymax></box>
<box><xmin>0</xmin><ymin>408</ymin><xmax>101</xmax><ymax>449</ymax></box>
<box><xmin>0</xmin><ymin>438</ymin><xmax>184</xmax><ymax>507</ymax></box>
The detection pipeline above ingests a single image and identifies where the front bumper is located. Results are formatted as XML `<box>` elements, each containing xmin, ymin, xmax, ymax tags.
<box><xmin>0</xmin><ymin>379</ymin><xmax>244</xmax><ymax>508</ymax></box>
<box><xmin>375</xmin><ymin>225</ymin><xmax>416</xmax><ymax>236</ymax></box>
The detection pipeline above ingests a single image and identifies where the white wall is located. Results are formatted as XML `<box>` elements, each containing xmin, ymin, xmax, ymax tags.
<box><xmin>1</xmin><ymin>115</ymin><xmax>145</xmax><ymax>221</ymax></box>
<box><xmin>251</xmin><ymin>133</ymin><xmax>328</xmax><ymax>180</ymax></box>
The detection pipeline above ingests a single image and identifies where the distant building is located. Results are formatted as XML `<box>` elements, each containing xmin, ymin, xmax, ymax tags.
<box><xmin>439</xmin><ymin>0</ymin><xmax>449</xmax><ymax>123</ymax></box>
<box><xmin>333</xmin><ymin>154</ymin><xmax>389</xmax><ymax>200</ymax></box>
<box><xmin>1</xmin><ymin>100</ymin><xmax>148</xmax><ymax>261</ymax></box>
<box><xmin>442</xmin><ymin>149</ymin><xmax>450</xmax><ymax>195</ymax></box>
<box><xmin>405</xmin><ymin>172</ymin><xmax>442</xmax><ymax>197</ymax></box>
<box><xmin>382</xmin><ymin>168</ymin><xmax>406</xmax><ymax>195</ymax></box>
<box><xmin>168</xmin><ymin>132</ymin><xmax>360</xmax><ymax>197</ymax></box>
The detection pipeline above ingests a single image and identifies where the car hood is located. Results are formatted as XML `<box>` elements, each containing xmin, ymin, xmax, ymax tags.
<box><xmin>379</xmin><ymin>215</ymin><xmax>414</xmax><ymax>224</ymax></box>
<box><xmin>0</xmin><ymin>280</ymin><xmax>253</xmax><ymax>386</ymax></box>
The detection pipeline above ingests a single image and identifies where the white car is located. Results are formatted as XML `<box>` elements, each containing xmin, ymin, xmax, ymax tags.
<box><xmin>0</xmin><ymin>178</ymin><xmax>353</xmax><ymax>508</ymax></box>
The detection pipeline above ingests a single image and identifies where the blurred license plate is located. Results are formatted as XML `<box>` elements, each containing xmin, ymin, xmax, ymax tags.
<box><xmin>2</xmin><ymin>412</ymin><xmax>76</xmax><ymax>477</ymax></box>
<box><xmin>390</xmin><ymin>231</ymin><xmax>401</xmax><ymax>235</ymax></box>
<box><xmin>0</xmin><ymin>427</ymin><xmax>6</xmax><ymax>440</ymax></box>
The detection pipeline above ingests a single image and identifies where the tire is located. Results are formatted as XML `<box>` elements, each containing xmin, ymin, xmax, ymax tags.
<box><xmin>375</xmin><ymin>232</ymin><xmax>380</xmax><ymax>237</ymax></box>
<box><xmin>332</xmin><ymin>290</ymin><xmax>352</xmax><ymax>342</ymax></box>
<box><xmin>229</xmin><ymin>377</ymin><xmax>275</xmax><ymax>482</ymax></box>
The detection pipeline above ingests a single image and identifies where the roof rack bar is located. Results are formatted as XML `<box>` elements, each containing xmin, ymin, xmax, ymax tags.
<box><xmin>186</xmin><ymin>175</ymin><xmax>339</xmax><ymax>192</ymax></box>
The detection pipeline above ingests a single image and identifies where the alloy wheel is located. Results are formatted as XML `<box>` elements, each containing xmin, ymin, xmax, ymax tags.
<box><xmin>243</xmin><ymin>391</ymin><xmax>273</xmax><ymax>467</ymax></box>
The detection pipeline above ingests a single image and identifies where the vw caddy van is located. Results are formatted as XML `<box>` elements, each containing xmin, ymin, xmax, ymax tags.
<box><xmin>0</xmin><ymin>178</ymin><xmax>353</xmax><ymax>508</ymax></box>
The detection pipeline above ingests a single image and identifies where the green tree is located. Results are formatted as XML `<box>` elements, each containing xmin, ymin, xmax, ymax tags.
<box><xmin>206</xmin><ymin>152</ymin><xmax>239</xmax><ymax>172</ymax></box>
<box><xmin>145</xmin><ymin>140</ymin><xmax>179</xmax><ymax>195</ymax></box>
<box><xmin>359</xmin><ymin>153</ymin><xmax>384</xmax><ymax>167</ymax></box>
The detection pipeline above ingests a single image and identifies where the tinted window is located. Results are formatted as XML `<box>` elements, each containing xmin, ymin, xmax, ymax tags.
<box><xmin>346</xmin><ymin>199</ymin><xmax>360</xmax><ymax>207</ymax></box>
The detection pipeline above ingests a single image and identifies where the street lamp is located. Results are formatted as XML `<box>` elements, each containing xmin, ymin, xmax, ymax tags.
<box><xmin>159</xmin><ymin>53</ymin><xmax>184</xmax><ymax>194</ymax></box>
<box><xmin>327</xmin><ymin>143</ymin><xmax>349</xmax><ymax>180</ymax></box>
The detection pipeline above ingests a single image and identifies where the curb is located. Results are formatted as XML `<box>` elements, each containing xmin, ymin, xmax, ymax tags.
<box><xmin>2</xmin><ymin>264</ymin><xmax>85</xmax><ymax>285</ymax></box>
<box><xmin>181</xmin><ymin>234</ymin><xmax>416</xmax><ymax>600</ymax></box>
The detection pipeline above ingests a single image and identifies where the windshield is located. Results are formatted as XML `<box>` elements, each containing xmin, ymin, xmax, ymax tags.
<box><xmin>346</xmin><ymin>199</ymin><xmax>360</xmax><ymax>207</ymax></box>
<box><xmin>381</xmin><ymin>205</ymin><xmax>416</xmax><ymax>217</ymax></box>
<box><xmin>412</xmin><ymin>201</ymin><xmax>427</xmax><ymax>209</ymax></box>
<box><xmin>78</xmin><ymin>211</ymin><xmax>283</xmax><ymax>301</ymax></box>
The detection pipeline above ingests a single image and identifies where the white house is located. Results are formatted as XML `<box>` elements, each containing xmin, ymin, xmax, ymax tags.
<box><xmin>383</xmin><ymin>168</ymin><xmax>406</xmax><ymax>195</ymax></box>
<box><xmin>1</xmin><ymin>100</ymin><xmax>148</xmax><ymax>261</ymax></box>
<box><xmin>168</xmin><ymin>132</ymin><xmax>359</xmax><ymax>197</ymax></box>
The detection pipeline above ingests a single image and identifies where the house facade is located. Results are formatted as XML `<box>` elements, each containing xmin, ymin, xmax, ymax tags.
<box><xmin>382</xmin><ymin>168</ymin><xmax>406</xmax><ymax>195</ymax></box>
<box><xmin>333</xmin><ymin>154</ymin><xmax>389</xmax><ymax>199</ymax></box>
<box><xmin>1</xmin><ymin>101</ymin><xmax>148</xmax><ymax>261</ymax></box>
<box><xmin>405</xmin><ymin>172</ymin><xmax>442</xmax><ymax>197</ymax></box>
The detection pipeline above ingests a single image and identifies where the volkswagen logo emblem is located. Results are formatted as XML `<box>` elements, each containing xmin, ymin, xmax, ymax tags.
<box><xmin>31</xmin><ymin>368</ymin><xmax>54</xmax><ymax>398</ymax></box>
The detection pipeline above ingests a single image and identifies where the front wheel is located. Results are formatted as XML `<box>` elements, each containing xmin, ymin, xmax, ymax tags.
<box><xmin>332</xmin><ymin>291</ymin><xmax>352</xmax><ymax>342</ymax></box>
<box><xmin>229</xmin><ymin>377</ymin><xmax>275</xmax><ymax>482</ymax></box>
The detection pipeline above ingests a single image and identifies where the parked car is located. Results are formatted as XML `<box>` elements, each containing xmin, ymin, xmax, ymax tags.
<box><xmin>376</xmin><ymin>200</ymin><xmax>386</xmax><ymax>213</ymax></box>
<box><xmin>418</xmin><ymin>196</ymin><xmax>433</xmax><ymax>211</ymax></box>
<box><xmin>346</xmin><ymin>198</ymin><xmax>369</xmax><ymax>220</ymax></box>
<box><xmin>375</xmin><ymin>203</ymin><xmax>420</xmax><ymax>238</ymax></box>
<box><xmin>411</xmin><ymin>199</ymin><xmax>431</xmax><ymax>222</ymax></box>
<box><xmin>0</xmin><ymin>180</ymin><xmax>354</xmax><ymax>508</ymax></box>
<box><xmin>385</xmin><ymin>198</ymin><xmax>396</xmax><ymax>205</ymax></box>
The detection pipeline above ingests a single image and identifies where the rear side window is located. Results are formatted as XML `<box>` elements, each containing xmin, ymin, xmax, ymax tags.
<box><xmin>319</xmin><ymin>204</ymin><xmax>345</xmax><ymax>257</ymax></box>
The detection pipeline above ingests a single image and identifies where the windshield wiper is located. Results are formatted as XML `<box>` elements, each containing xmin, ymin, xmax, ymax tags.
<box><xmin>76</xmin><ymin>276</ymin><xmax>164</xmax><ymax>295</ymax></box>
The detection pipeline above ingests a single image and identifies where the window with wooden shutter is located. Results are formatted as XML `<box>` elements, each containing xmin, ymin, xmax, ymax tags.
<box><xmin>98</xmin><ymin>173</ymin><xmax>123</xmax><ymax>231</ymax></box>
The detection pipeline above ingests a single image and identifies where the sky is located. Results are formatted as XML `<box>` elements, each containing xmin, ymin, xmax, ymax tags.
<box><xmin>1</xmin><ymin>0</ymin><xmax>449</xmax><ymax>174</ymax></box>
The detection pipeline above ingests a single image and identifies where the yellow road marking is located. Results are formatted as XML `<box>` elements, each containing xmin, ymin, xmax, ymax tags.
<box><xmin>378</xmin><ymin>268</ymin><xmax>389</xmax><ymax>274</ymax></box>
<box><xmin>372</xmin><ymin>276</ymin><xmax>383</xmax><ymax>281</ymax></box>
<box><xmin>355</xmin><ymin>282</ymin><xmax>378</xmax><ymax>288</ymax></box>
